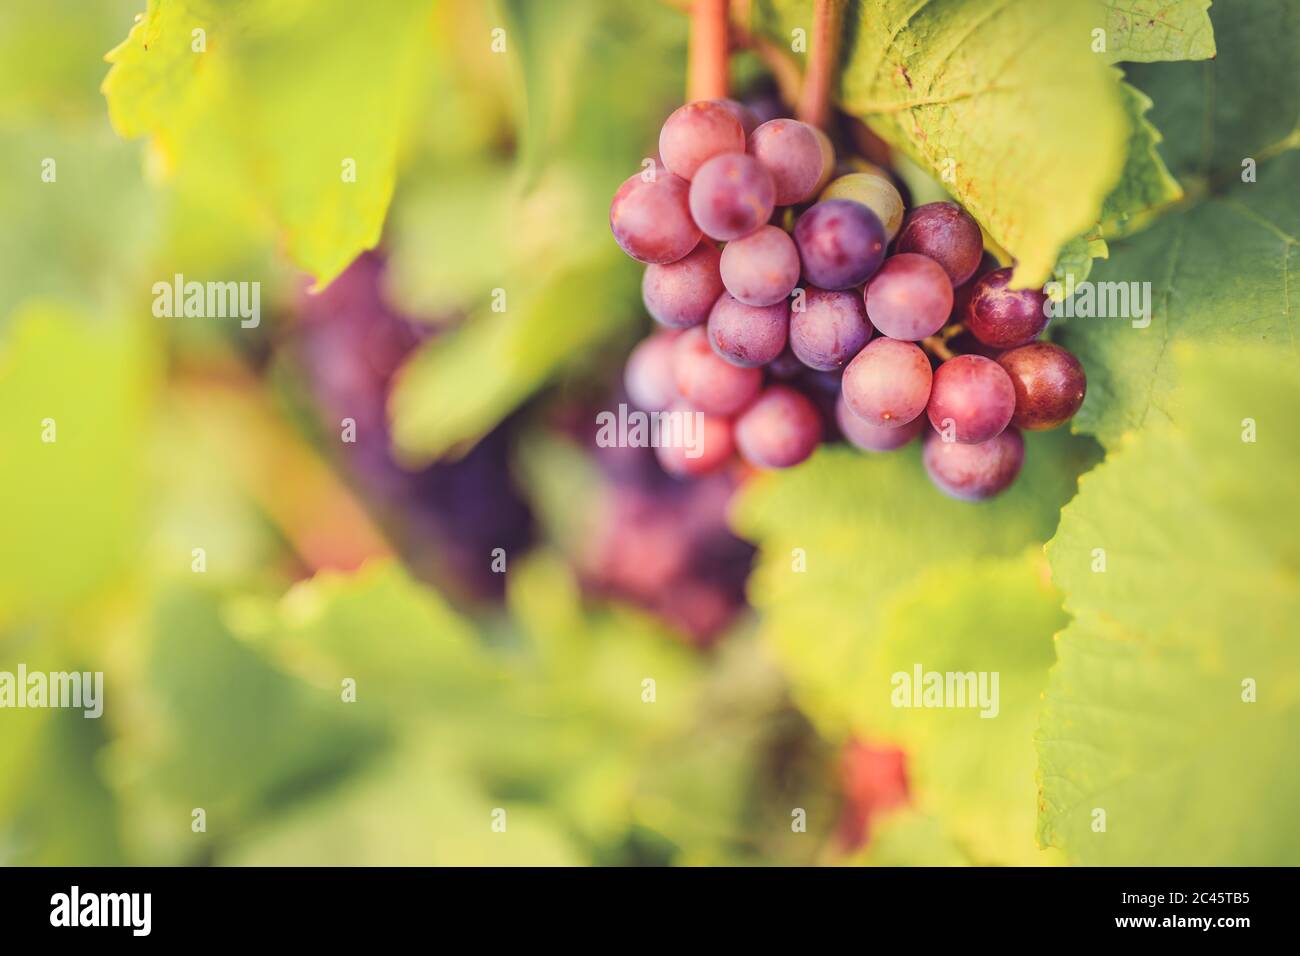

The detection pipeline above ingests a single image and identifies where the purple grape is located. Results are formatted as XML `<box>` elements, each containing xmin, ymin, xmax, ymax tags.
<box><xmin>895</xmin><ymin>202</ymin><xmax>983</xmax><ymax>286</ymax></box>
<box><xmin>841</xmin><ymin>337</ymin><xmax>932</xmax><ymax>428</ymax></box>
<box><xmin>836</xmin><ymin>395</ymin><xmax>925</xmax><ymax>451</ymax></box>
<box><xmin>793</xmin><ymin>199</ymin><xmax>887</xmax><ymax>290</ymax></box>
<box><xmin>719</xmin><ymin>225</ymin><xmax>800</xmax><ymax>306</ymax></box>
<box><xmin>293</xmin><ymin>254</ymin><xmax>531</xmax><ymax>599</ymax></box>
<box><xmin>642</xmin><ymin>240</ymin><xmax>724</xmax><ymax>329</ymax></box>
<box><xmin>766</xmin><ymin>347</ymin><xmax>805</xmax><ymax>380</ymax></box>
<box><xmin>789</xmin><ymin>286</ymin><xmax>873</xmax><ymax>371</ymax></box>
<box><xmin>610</xmin><ymin>165</ymin><xmax>701</xmax><ymax>264</ymax></box>
<box><xmin>673</xmin><ymin>325</ymin><xmax>763</xmax><ymax>415</ymax></box>
<box><xmin>997</xmin><ymin>342</ymin><xmax>1086</xmax><ymax>430</ymax></box>
<box><xmin>716</xmin><ymin>98</ymin><xmax>761</xmax><ymax>137</ymax></box>
<box><xmin>734</xmin><ymin>385</ymin><xmax>822</xmax><ymax>469</ymax></box>
<box><xmin>707</xmin><ymin>291</ymin><xmax>789</xmax><ymax>368</ymax></box>
<box><xmin>926</xmin><ymin>354</ymin><xmax>1015</xmax><ymax>444</ymax></box>
<box><xmin>654</xmin><ymin>404</ymin><xmax>736</xmax><ymax>477</ymax></box>
<box><xmin>659</xmin><ymin>100</ymin><xmax>747</xmax><ymax>181</ymax></box>
<box><xmin>689</xmin><ymin>153</ymin><xmax>777</xmax><ymax>241</ymax></box>
<box><xmin>747</xmin><ymin>119</ymin><xmax>833</xmax><ymax>206</ymax></box>
<box><xmin>922</xmin><ymin>427</ymin><xmax>1024</xmax><ymax>501</ymax></box>
<box><xmin>967</xmin><ymin>267</ymin><xmax>1050</xmax><ymax>349</ymax></box>
<box><xmin>624</xmin><ymin>331</ymin><xmax>681</xmax><ymax>411</ymax></box>
<box><xmin>819</xmin><ymin>173</ymin><xmax>904</xmax><ymax>240</ymax></box>
<box><xmin>862</xmin><ymin>253</ymin><xmax>954</xmax><ymax>341</ymax></box>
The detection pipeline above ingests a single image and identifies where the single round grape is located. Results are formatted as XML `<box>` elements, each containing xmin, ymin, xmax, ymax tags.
<box><xmin>673</xmin><ymin>325</ymin><xmax>763</xmax><ymax>415</ymax></box>
<box><xmin>926</xmin><ymin>354</ymin><xmax>1015</xmax><ymax>444</ymax></box>
<box><xmin>642</xmin><ymin>240</ymin><xmax>724</xmax><ymax>329</ymax></box>
<box><xmin>894</xmin><ymin>202</ymin><xmax>983</xmax><ymax>286</ymax></box>
<box><xmin>719</xmin><ymin>225</ymin><xmax>800</xmax><ymax>306</ymax></box>
<box><xmin>623</xmin><ymin>331</ymin><xmax>681</xmax><ymax>411</ymax></box>
<box><xmin>716</xmin><ymin>98</ymin><xmax>761</xmax><ymax>136</ymax></box>
<box><xmin>734</xmin><ymin>385</ymin><xmax>822</xmax><ymax>469</ymax></box>
<box><xmin>923</xmin><ymin>427</ymin><xmax>1024</xmax><ymax>501</ymax></box>
<box><xmin>863</xmin><ymin>253</ymin><xmax>954</xmax><ymax>341</ymax></box>
<box><xmin>997</xmin><ymin>342</ymin><xmax>1086</xmax><ymax>430</ymax></box>
<box><xmin>967</xmin><ymin>267</ymin><xmax>1050</xmax><ymax>349</ymax></box>
<box><xmin>793</xmin><ymin>199</ymin><xmax>887</xmax><ymax>290</ymax></box>
<box><xmin>836</xmin><ymin>394</ymin><xmax>925</xmax><ymax>451</ymax></box>
<box><xmin>841</xmin><ymin>337</ymin><xmax>932</xmax><ymax>428</ymax></box>
<box><xmin>659</xmin><ymin>100</ymin><xmax>747</xmax><ymax>181</ymax></box>
<box><xmin>707</xmin><ymin>291</ymin><xmax>789</xmax><ymax>367</ymax></box>
<box><xmin>610</xmin><ymin>165</ymin><xmax>701</xmax><ymax>264</ymax></box>
<box><xmin>789</xmin><ymin>286</ymin><xmax>873</xmax><ymax>371</ymax></box>
<box><xmin>819</xmin><ymin>173</ymin><xmax>905</xmax><ymax>240</ymax></box>
<box><xmin>689</xmin><ymin>153</ymin><xmax>776</xmax><ymax>241</ymax></box>
<box><xmin>747</xmin><ymin>119</ymin><xmax>834</xmax><ymax>206</ymax></box>
<box><xmin>655</xmin><ymin>405</ymin><xmax>735</xmax><ymax>477</ymax></box>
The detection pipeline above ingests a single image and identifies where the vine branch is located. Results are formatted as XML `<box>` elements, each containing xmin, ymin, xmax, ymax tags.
<box><xmin>797</xmin><ymin>0</ymin><xmax>844</xmax><ymax>129</ymax></box>
<box><xmin>688</xmin><ymin>0</ymin><xmax>730</xmax><ymax>101</ymax></box>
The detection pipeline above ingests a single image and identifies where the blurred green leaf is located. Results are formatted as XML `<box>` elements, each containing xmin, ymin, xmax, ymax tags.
<box><xmin>866</xmin><ymin>552</ymin><xmax>1067</xmax><ymax>865</ymax></box>
<box><xmin>102</xmin><ymin>0</ymin><xmax>432</xmax><ymax>286</ymax></box>
<box><xmin>0</xmin><ymin>304</ymin><xmax>154</xmax><ymax>626</ymax></box>
<box><xmin>1039</xmin><ymin>345</ymin><xmax>1300</xmax><ymax>864</ymax></box>
<box><xmin>389</xmin><ymin>252</ymin><xmax>638</xmax><ymax>464</ymax></box>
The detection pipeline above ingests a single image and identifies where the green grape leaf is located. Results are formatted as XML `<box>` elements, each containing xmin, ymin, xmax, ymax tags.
<box><xmin>102</xmin><ymin>0</ymin><xmax>430</xmax><ymax>287</ymax></box>
<box><xmin>730</xmin><ymin>431</ymin><xmax>1100</xmax><ymax>741</ymax></box>
<box><xmin>1123</xmin><ymin>0</ymin><xmax>1300</xmax><ymax>184</ymax></box>
<box><xmin>862</xmin><ymin>551</ymin><xmax>1068</xmax><ymax>865</ymax></box>
<box><xmin>1097</xmin><ymin>77</ymin><xmax>1184</xmax><ymax>238</ymax></box>
<box><xmin>1099</xmin><ymin>0</ymin><xmax>1215</xmax><ymax>62</ymax></box>
<box><xmin>758</xmin><ymin>0</ymin><xmax>1130</xmax><ymax>286</ymax></box>
<box><xmin>0</xmin><ymin>304</ymin><xmax>152</xmax><ymax>626</ymax></box>
<box><xmin>1038</xmin><ymin>346</ymin><xmax>1300</xmax><ymax>865</ymax></box>
<box><xmin>1060</xmin><ymin>148</ymin><xmax>1300</xmax><ymax>445</ymax></box>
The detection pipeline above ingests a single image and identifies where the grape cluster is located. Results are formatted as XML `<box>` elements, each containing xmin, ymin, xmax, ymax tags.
<box><xmin>610</xmin><ymin>100</ymin><xmax>1087</xmax><ymax>501</ymax></box>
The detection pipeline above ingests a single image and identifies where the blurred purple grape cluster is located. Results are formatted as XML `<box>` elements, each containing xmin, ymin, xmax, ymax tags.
<box><xmin>291</xmin><ymin>253</ymin><xmax>533</xmax><ymax>600</ymax></box>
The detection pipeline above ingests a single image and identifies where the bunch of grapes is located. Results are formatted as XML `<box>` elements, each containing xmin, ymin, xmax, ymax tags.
<box><xmin>610</xmin><ymin>100</ymin><xmax>1087</xmax><ymax>500</ymax></box>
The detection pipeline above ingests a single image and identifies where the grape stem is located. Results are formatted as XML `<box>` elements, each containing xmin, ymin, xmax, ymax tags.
<box><xmin>922</xmin><ymin>335</ymin><xmax>956</xmax><ymax>362</ymax></box>
<box><xmin>797</xmin><ymin>0</ymin><xmax>844</xmax><ymax>129</ymax></box>
<box><xmin>688</xmin><ymin>0</ymin><xmax>730</xmax><ymax>101</ymax></box>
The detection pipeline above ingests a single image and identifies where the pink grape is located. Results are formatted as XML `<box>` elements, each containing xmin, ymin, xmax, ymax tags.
<box><xmin>659</xmin><ymin>100</ymin><xmax>747</xmax><ymax>181</ymax></box>
<box><xmin>673</xmin><ymin>326</ymin><xmax>763</xmax><ymax>415</ymax></box>
<box><xmin>610</xmin><ymin>165</ymin><xmax>701</xmax><ymax>264</ymax></box>
<box><xmin>624</xmin><ymin>331</ymin><xmax>681</xmax><ymax>411</ymax></box>
<box><xmin>997</xmin><ymin>342</ymin><xmax>1087</xmax><ymax>430</ymax></box>
<box><xmin>719</xmin><ymin>225</ymin><xmax>800</xmax><ymax>306</ymax></box>
<box><xmin>922</xmin><ymin>427</ymin><xmax>1024</xmax><ymax>501</ymax></box>
<box><xmin>863</xmin><ymin>253</ymin><xmax>954</xmax><ymax>341</ymax></box>
<box><xmin>734</xmin><ymin>385</ymin><xmax>822</xmax><ymax>469</ymax></box>
<box><xmin>841</xmin><ymin>337</ymin><xmax>933</xmax><ymax>428</ymax></box>
<box><xmin>655</xmin><ymin>405</ymin><xmax>735</xmax><ymax>477</ymax></box>
<box><xmin>707</xmin><ymin>291</ymin><xmax>789</xmax><ymax>368</ymax></box>
<box><xmin>836</xmin><ymin>395</ymin><xmax>925</xmax><ymax>451</ymax></box>
<box><xmin>716</xmin><ymin>98</ymin><xmax>761</xmax><ymax>137</ymax></box>
<box><xmin>767</xmin><ymin>347</ymin><xmax>805</xmax><ymax>380</ymax></box>
<box><xmin>967</xmin><ymin>267</ymin><xmax>1050</xmax><ymax>349</ymax></box>
<box><xmin>793</xmin><ymin>199</ymin><xmax>887</xmax><ymax>290</ymax></box>
<box><xmin>926</xmin><ymin>354</ymin><xmax>1015</xmax><ymax>444</ymax></box>
<box><xmin>689</xmin><ymin>153</ymin><xmax>777</xmax><ymax>241</ymax></box>
<box><xmin>642</xmin><ymin>240</ymin><xmax>725</xmax><ymax>329</ymax></box>
<box><xmin>895</xmin><ymin>202</ymin><xmax>984</xmax><ymax>286</ymax></box>
<box><xmin>789</xmin><ymin>287</ymin><xmax>873</xmax><ymax>371</ymax></box>
<box><xmin>747</xmin><ymin>119</ymin><xmax>834</xmax><ymax>205</ymax></box>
